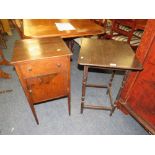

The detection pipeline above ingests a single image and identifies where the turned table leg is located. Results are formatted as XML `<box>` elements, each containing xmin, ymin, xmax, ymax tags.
<box><xmin>81</xmin><ymin>66</ymin><xmax>89</xmax><ymax>114</ymax></box>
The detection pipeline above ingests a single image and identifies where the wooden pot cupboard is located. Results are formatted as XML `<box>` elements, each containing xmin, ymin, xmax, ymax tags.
<box><xmin>116</xmin><ymin>20</ymin><xmax>155</xmax><ymax>134</ymax></box>
<box><xmin>11</xmin><ymin>37</ymin><xmax>72</xmax><ymax>124</ymax></box>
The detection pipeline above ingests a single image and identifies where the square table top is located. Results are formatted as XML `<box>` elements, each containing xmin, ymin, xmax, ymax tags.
<box><xmin>23</xmin><ymin>19</ymin><xmax>105</xmax><ymax>39</ymax></box>
<box><xmin>78</xmin><ymin>38</ymin><xmax>143</xmax><ymax>71</ymax></box>
<box><xmin>11</xmin><ymin>37</ymin><xmax>72</xmax><ymax>64</ymax></box>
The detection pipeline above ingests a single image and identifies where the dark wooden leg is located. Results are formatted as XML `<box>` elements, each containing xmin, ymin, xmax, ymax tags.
<box><xmin>110</xmin><ymin>104</ymin><xmax>117</xmax><ymax>116</ymax></box>
<box><xmin>69</xmin><ymin>40</ymin><xmax>74</xmax><ymax>53</ymax></box>
<box><xmin>64</xmin><ymin>39</ymin><xmax>74</xmax><ymax>61</ymax></box>
<box><xmin>106</xmin><ymin>70</ymin><xmax>115</xmax><ymax>94</ymax></box>
<box><xmin>68</xmin><ymin>93</ymin><xmax>71</xmax><ymax>115</ymax></box>
<box><xmin>0</xmin><ymin>59</ymin><xmax>10</xmax><ymax>66</ymax></box>
<box><xmin>0</xmin><ymin>69</ymin><xmax>11</xmax><ymax>79</ymax></box>
<box><xmin>110</xmin><ymin>71</ymin><xmax>129</xmax><ymax>116</ymax></box>
<box><xmin>0</xmin><ymin>34</ymin><xmax>7</xmax><ymax>49</ymax></box>
<box><xmin>127</xmin><ymin>30</ymin><xmax>134</xmax><ymax>44</ymax></box>
<box><xmin>64</xmin><ymin>39</ymin><xmax>74</xmax><ymax>53</ymax></box>
<box><xmin>27</xmin><ymin>87</ymin><xmax>39</xmax><ymax>125</ymax></box>
<box><xmin>29</xmin><ymin>102</ymin><xmax>39</xmax><ymax>125</ymax></box>
<box><xmin>67</xmin><ymin>56</ymin><xmax>71</xmax><ymax>115</ymax></box>
<box><xmin>81</xmin><ymin>66</ymin><xmax>89</xmax><ymax>114</ymax></box>
<box><xmin>0</xmin><ymin>50</ymin><xmax>10</xmax><ymax>66</ymax></box>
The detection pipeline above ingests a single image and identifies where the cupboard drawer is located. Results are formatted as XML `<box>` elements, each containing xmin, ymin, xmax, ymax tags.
<box><xmin>19</xmin><ymin>56</ymin><xmax>68</xmax><ymax>78</ymax></box>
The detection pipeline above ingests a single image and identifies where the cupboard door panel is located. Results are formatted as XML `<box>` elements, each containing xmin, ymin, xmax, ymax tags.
<box><xmin>26</xmin><ymin>72</ymin><xmax>68</xmax><ymax>103</ymax></box>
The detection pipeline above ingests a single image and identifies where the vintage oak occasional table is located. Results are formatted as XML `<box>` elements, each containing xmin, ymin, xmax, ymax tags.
<box><xmin>11</xmin><ymin>37</ymin><xmax>72</xmax><ymax>124</ymax></box>
<box><xmin>23</xmin><ymin>19</ymin><xmax>105</xmax><ymax>53</ymax></box>
<box><xmin>78</xmin><ymin>38</ymin><xmax>143</xmax><ymax>115</ymax></box>
<box><xmin>23</xmin><ymin>19</ymin><xmax>105</xmax><ymax>38</ymax></box>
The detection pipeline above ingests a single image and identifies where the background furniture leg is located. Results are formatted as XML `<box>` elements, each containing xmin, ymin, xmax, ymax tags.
<box><xmin>0</xmin><ymin>69</ymin><xmax>11</xmax><ymax>79</ymax></box>
<box><xmin>0</xmin><ymin>34</ymin><xmax>7</xmax><ymax>48</ymax></box>
<box><xmin>0</xmin><ymin>50</ymin><xmax>10</xmax><ymax>65</ymax></box>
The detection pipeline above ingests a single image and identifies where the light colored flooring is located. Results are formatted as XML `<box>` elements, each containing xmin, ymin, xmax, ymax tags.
<box><xmin>0</xmin><ymin>30</ymin><xmax>148</xmax><ymax>134</ymax></box>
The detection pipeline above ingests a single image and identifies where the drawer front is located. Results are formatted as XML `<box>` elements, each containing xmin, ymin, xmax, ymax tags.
<box><xmin>19</xmin><ymin>57</ymin><xmax>68</xmax><ymax>78</ymax></box>
<box><xmin>26</xmin><ymin>71</ymin><xmax>68</xmax><ymax>103</ymax></box>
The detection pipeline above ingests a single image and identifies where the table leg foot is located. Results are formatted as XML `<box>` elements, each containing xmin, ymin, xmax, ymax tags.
<box><xmin>106</xmin><ymin>88</ymin><xmax>109</xmax><ymax>95</ymax></box>
<box><xmin>68</xmin><ymin>94</ymin><xmax>71</xmax><ymax>116</ymax></box>
<box><xmin>29</xmin><ymin>103</ymin><xmax>39</xmax><ymax>125</ymax></box>
<box><xmin>81</xmin><ymin>102</ymin><xmax>84</xmax><ymax>114</ymax></box>
<box><xmin>0</xmin><ymin>69</ymin><xmax>11</xmax><ymax>79</ymax></box>
<box><xmin>0</xmin><ymin>59</ymin><xmax>11</xmax><ymax>66</ymax></box>
<box><xmin>110</xmin><ymin>105</ymin><xmax>117</xmax><ymax>116</ymax></box>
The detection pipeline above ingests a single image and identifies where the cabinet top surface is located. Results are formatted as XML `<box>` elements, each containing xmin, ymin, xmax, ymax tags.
<box><xmin>11</xmin><ymin>37</ymin><xmax>72</xmax><ymax>64</ymax></box>
<box><xmin>78</xmin><ymin>38</ymin><xmax>143</xmax><ymax>71</ymax></box>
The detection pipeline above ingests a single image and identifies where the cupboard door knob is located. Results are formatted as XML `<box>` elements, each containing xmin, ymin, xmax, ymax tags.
<box><xmin>28</xmin><ymin>67</ymin><xmax>32</xmax><ymax>71</ymax></box>
<box><xmin>57</xmin><ymin>63</ymin><xmax>61</xmax><ymax>68</ymax></box>
<box><xmin>29</xmin><ymin>89</ymin><xmax>32</xmax><ymax>93</ymax></box>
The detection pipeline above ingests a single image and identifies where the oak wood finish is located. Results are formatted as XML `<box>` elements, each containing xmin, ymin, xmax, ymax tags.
<box><xmin>11</xmin><ymin>37</ymin><xmax>72</xmax><ymax>124</ymax></box>
<box><xmin>116</xmin><ymin>20</ymin><xmax>155</xmax><ymax>134</ymax></box>
<box><xmin>23</xmin><ymin>19</ymin><xmax>105</xmax><ymax>39</ymax></box>
<box><xmin>78</xmin><ymin>38</ymin><xmax>142</xmax><ymax>115</ymax></box>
